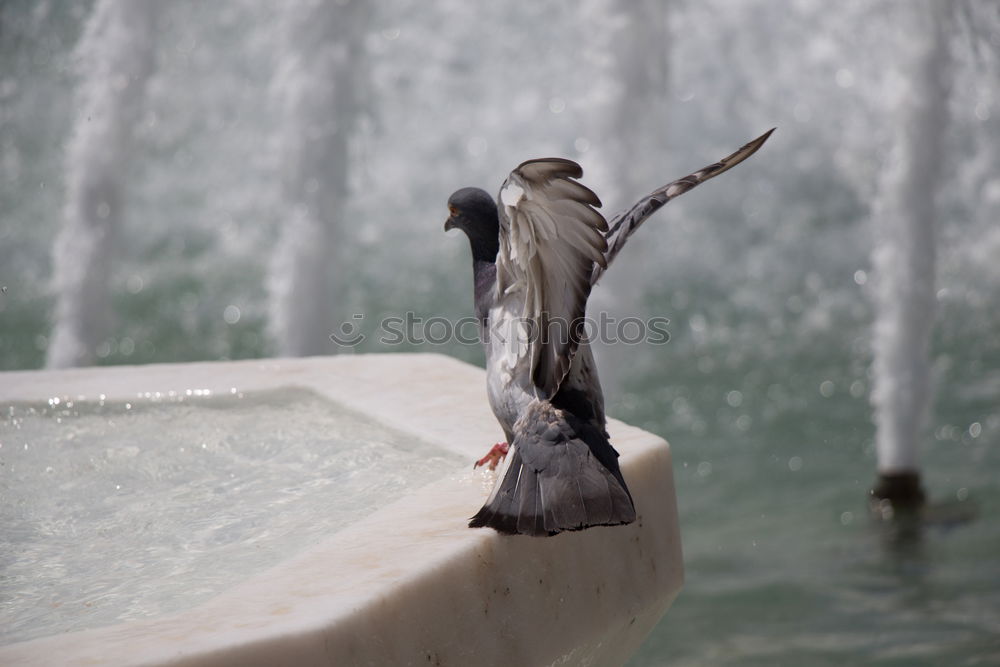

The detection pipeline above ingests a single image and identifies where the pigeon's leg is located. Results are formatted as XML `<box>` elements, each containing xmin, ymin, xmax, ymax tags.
<box><xmin>474</xmin><ymin>442</ymin><xmax>509</xmax><ymax>471</ymax></box>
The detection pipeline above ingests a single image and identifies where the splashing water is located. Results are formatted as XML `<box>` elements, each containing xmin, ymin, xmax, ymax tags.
<box><xmin>46</xmin><ymin>0</ymin><xmax>159</xmax><ymax>369</ymax></box>
<box><xmin>267</xmin><ymin>0</ymin><xmax>369</xmax><ymax>356</ymax></box>
<box><xmin>869</xmin><ymin>1</ymin><xmax>951</xmax><ymax>476</ymax></box>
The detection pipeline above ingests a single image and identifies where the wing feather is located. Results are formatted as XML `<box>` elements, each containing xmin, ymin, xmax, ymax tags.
<box><xmin>496</xmin><ymin>158</ymin><xmax>607</xmax><ymax>397</ymax></box>
<box><xmin>593</xmin><ymin>128</ymin><xmax>774</xmax><ymax>284</ymax></box>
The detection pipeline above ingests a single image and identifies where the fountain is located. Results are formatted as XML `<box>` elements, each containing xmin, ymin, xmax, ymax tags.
<box><xmin>869</xmin><ymin>0</ymin><xmax>951</xmax><ymax>512</ymax></box>
<box><xmin>0</xmin><ymin>355</ymin><xmax>682</xmax><ymax>665</ymax></box>
<box><xmin>3</xmin><ymin>1</ymin><xmax>998</xmax><ymax>663</ymax></box>
<box><xmin>268</xmin><ymin>0</ymin><xmax>368</xmax><ymax>357</ymax></box>
<box><xmin>46</xmin><ymin>0</ymin><xmax>159</xmax><ymax>369</ymax></box>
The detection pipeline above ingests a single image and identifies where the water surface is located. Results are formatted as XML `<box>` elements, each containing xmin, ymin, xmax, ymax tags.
<box><xmin>621</xmin><ymin>320</ymin><xmax>1000</xmax><ymax>666</ymax></box>
<box><xmin>0</xmin><ymin>388</ymin><xmax>461</xmax><ymax>645</ymax></box>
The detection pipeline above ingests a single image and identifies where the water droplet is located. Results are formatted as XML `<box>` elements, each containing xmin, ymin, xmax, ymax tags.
<box><xmin>726</xmin><ymin>390</ymin><xmax>743</xmax><ymax>408</ymax></box>
<box><xmin>120</xmin><ymin>338</ymin><xmax>135</xmax><ymax>356</ymax></box>
<box><xmin>840</xmin><ymin>511</ymin><xmax>853</xmax><ymax>525</ymax></box>
<box><xmin>697</xmin><ymin>461</ymin><xmax>712</xmax><ymax>476</ymax></box>
<box><xmin>223</xmin><ymin>305</ymin><xmax>241</xmax><ymax>325</ymax></box>
<box><xmin>849</xmin><ymin>380</ymin><xmax>865</xmax><ymax>398</ymax></box>
<box><xmin>853</xmin><ymin>269</ymin><xmax>867</xmax><ymax>286</ymax></box>
<box><xmin>788</xmin><ymin>456</ymin><xmax>803</xmax><ymax>471</ymax></box>
<box><xmin>956</xmin><ymin>487</ymin><xmax>969</xmax><ymax>501</ymax></box>
<box><xmin>969</xmin><ymin>422</ymin><xmax>982</xmax><ymax>438</ymax></box>
<box><xmin>548</xmin><ymin>96</ymin><xmax>566</xmax><ymax>114</ymax></box>
<box><xmin>819</xmin><ymin>380</ymin><xmax>835</xmax><ymax>398</ymax></box>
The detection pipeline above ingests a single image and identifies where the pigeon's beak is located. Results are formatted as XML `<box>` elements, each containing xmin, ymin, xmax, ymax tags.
<box><xmin>444</xmin><ymin>216</ymin><xmax>457</xmax><ymax>232</ymax></box>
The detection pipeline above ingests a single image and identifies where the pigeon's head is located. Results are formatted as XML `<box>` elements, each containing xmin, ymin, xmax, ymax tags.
<box><xmin>445</xmin><ymin>187</ymin><xmax>499</xmax><ymax>262</ymax></box>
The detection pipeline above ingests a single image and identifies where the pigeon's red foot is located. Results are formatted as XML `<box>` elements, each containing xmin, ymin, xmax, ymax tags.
<box><xmin>474</xmin><ymin>442</ymin><xmax>509</xmax><ymax>471</ymax></box>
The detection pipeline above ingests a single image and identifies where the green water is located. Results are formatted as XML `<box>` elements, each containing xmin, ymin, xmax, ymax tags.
<box><xmin>620</xmin><ymin>307</ymin><xmax>1000</xmax><ymax>665</ymax></box>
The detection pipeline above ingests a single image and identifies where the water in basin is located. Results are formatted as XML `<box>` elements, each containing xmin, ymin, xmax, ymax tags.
<box><xmin>0</xmin><ymin>388</ymin><xmax>462</xmax><ymax>646</ymax></box>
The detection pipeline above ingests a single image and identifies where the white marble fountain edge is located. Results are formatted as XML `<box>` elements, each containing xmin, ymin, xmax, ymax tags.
<box><xmin>0</xmin><ymin>354</ymin><xmax>683</xmax><ymax>666</ymax></box>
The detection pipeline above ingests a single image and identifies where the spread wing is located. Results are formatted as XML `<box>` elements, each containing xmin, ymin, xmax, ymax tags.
<box><xmin>495</xmin><ymin>158</ymin><xmax>607</xmax><ymax>397</ymax></box>
<box><xmin>593</xmin><ymin>128</ymin><xmax>775</xmax><ymax>285</ymax></box>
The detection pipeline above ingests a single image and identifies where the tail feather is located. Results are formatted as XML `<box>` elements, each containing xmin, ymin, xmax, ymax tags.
<box><xmin>468</xmin><ymin>448</ymin><xmax>528</xmax><ymax>535</ymax></box>
<box><xmin>469</xmin><ymin>402</ymin><xmax>636</xmax><ymax>536</ymax></box>
<box><xmin>516</xmin><ymin>461</ymin><xmax>545</xmax><ymax>535</ymax></box>
<box><xmin>574</xmin><ymin>459</ymin><xmax>618</xmax><ymax>525</ymax></box>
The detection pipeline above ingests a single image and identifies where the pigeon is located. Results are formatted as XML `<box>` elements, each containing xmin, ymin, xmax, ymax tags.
<box><xmin>445</xmin><ymin>129</ymin><xmax>773</xmax><ymax>536</ymax></box>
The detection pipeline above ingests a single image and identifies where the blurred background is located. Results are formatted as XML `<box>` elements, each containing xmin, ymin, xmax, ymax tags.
<box><xmin>2</xmin><ymin>0</ymin><xmax>999</xmax><ymax>663</ymax></box>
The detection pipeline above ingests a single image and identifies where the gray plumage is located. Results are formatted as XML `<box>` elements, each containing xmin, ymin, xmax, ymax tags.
<box><xmin>445</xmin><ymin>129</ymin><xmax>773</xmax><ymax>536</ymax></box>
<box><xmin>468</xmin><ymin>401</ymin><xmax>633</xmax><ymax>536</ymax></box>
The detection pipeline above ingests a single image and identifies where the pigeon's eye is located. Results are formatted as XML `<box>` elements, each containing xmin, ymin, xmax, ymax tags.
<box><xmin>449</xmin><ymin>205</ymin><xmax>458</xmax><ymax>217</ymax></box>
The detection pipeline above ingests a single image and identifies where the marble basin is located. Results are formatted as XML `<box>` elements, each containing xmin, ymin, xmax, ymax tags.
<box><xmin>0</xmin><ymin>354</ymin><xmax>682</xmax><ymax>666</ymax></box>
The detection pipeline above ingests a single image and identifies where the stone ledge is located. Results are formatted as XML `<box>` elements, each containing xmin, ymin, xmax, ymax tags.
<box><xmin>0</xmin><ymin>354</ymin><xmax>682</xmax><ymax>666</ymax></box>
